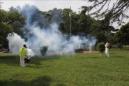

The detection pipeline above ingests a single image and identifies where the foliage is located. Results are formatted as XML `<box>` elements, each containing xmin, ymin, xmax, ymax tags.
<box><xmin>97</xmin><ymin>42</ymin><xmax>105</xmax><ymax>53</ymax></box>
<box><xmin>86</xmin><ymin>0</ymin><xmax>129</xmax><ymax>25</ymax></box>
<box><xmin>115</xmin><ymin>23</ymin><xmax>129</xmax><ymax>45</ymax></box>
<box><xmin>0</xmin><ymin>8</ymin><xmax>25</xmax><ymax>48</ymax></box>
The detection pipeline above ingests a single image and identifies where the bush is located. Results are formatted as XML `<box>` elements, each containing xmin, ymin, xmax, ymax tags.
<box><xmin>40</xmin><ymin>46</ymin><xmax>48</xmax><ymax>56</ymax></box>
<box><xmin>97</xmin><ymin>42</ymin><xmax>105</xmax><ymax>53</ymax></box>
<box><xmin>117</xmin><ymin>43</ymin><xmax>123</xmax><ymax>49</ymax></box>
<box><xmin>0</xmin><ymin>44</ymin><xmax>2</xmax><ymax>49</ymax></box>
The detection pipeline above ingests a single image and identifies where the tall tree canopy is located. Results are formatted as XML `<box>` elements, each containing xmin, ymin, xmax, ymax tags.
<box><xmin>0</xmin><ymin>8</ymin><xmax>25</xmax><ymax>48</ymax></box>
<box><xmin>85</xmin><ymin>0</ymin><xmax>129</xmax><ymax>25</ymax></box>
<box><xmin>115</xmin><ymin>23</ymin><xmax>129</xmax><ymax>45</ymax></box>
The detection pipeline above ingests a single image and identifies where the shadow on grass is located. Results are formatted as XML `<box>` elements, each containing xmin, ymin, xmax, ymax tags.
<box><xmin>0</xmin><ymin>75</ymin><xmax>66</xmax><ymax>86</ymax></box>
<box><xmin>0</xmin><ymin>55</ymin><xmax>61</xmax><ymax>67</ymax></box>
<box><xmin>0</xmin><ymin>76</ymin><xmax>52</xmax><ymax>86</ymax></box>
<box><xmin>29</xmin><ymin>56</ymin><xmax>61</xmax><ymax>68</ymax></box>
<box><xmin>0</xmin><ymin>55</ymin><xmax>19</xmax><ymax>66</ymax></box>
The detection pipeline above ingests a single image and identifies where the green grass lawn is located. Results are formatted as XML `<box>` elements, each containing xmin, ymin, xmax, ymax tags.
<box><xmin>0</xmin><ymin>49</ymin><xmax>129</xmax><ymax>86</ymax></box>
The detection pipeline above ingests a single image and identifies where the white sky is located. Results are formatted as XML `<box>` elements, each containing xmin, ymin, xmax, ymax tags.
<box><xmin>0</xmin><ymin>0</ymin><xmax>89</xmax><ymax>12</ymax></box>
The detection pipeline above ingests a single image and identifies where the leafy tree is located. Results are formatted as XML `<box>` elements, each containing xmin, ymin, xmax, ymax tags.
<box><xmin>86</xmin><ymin>0</ymin><xmax>129</xmax><ymax>25</ymax></box>
<box><xmin>60</xmin><ymin>8</ymin><xmax>73</xmax><ymax>34</ymax></box>
<box><xmin>8</xmin><ymin>7</ymin><xmax>25</xmax><ymax>35</ymax></box>
<box><xmin>115</xmin><ymin>23</ymin><xmax>129</xmax><ymax>45</ymax></box>
<box><xmin>0</xmin><ymin>8</ymin><xmax>25</xmax><ymax>48</ymax></box>
<box><xmin>78</xmin><ymin>10</ymin><xmax>93</xmax><ymax>35</ymax></box>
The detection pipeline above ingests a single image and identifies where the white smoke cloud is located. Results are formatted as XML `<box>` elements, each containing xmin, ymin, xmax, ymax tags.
<box><xmin>7</xmin><ymin>5</ymin><xmax>97</xmax><ymax>56</ymax></box>
<box><xmin>7</xmin><ymin>33</ymin><xmax>25</xmax><ymax>54</ymax></box>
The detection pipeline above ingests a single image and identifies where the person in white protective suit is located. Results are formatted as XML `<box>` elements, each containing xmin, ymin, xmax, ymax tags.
<box><xmin>105</xmin><ymin>41</ymin><xmax>110</xmax><ymax>57</ymax></box>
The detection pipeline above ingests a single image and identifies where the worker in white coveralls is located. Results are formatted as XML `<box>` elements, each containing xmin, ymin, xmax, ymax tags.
<box><xmin>105</xmin><ymin>41</ymin><xmax>110</xmax><ymax>57</ymax></box>
<box><xmin>19</xmin><ymin>44</ymin><xmax>27</xmax><ymax>67</ymax></box>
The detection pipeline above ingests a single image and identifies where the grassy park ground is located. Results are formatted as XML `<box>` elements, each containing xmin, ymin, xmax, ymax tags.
<box><xmin>0</xmin><ymin>49</ymin><xmax>129</xmax><ymax>86</ymax></box>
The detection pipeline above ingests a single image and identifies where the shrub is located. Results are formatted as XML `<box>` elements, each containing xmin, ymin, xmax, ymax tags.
<box><xmin>40</xmin><ymin>46</ymin><xmax>48</xmax><ymax>56</ymax></box>
<box><xmin>117</xmin><ymin>43</ymin><xmax>123</xmax><ymax>49</ymax></box>
<box><xmin>97</xmin><ymin>42</ymin><xmax>105</xmax><ymax>53</ymax></box>
<box><xmin>0</xmin><ymin>44</ymin><xmax>2</xmax><ymax>49</ymax></box>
